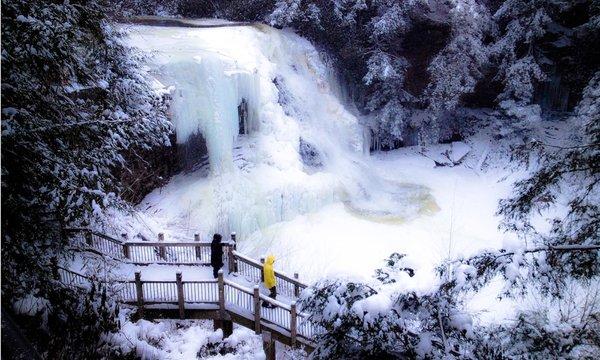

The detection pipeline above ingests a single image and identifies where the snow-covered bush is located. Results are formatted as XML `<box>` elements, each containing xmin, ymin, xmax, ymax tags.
<box><xmin>10</xmin><ymin>282</ymin><xmax>125</xmax><ymax>359</ymax></box>
<box><xmin>106</xmin><ymin>318</ymin><xmax>263</xmax><ymax>359</ymax></box>
<box><xmin>302</xmin><ymin>242</ymin><xmax>600</xmax><ymax>358</ymax></box>
<box><xmin>300</xmin><ymin>278</ymin><xmax>471</xmax><ymax>358</ymax></box>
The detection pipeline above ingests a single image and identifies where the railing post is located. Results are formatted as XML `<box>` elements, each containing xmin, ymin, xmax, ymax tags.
<box><xmin>262</xmin><ymin>331</ymin><xmax>276</xmax><ymax>360</ymax></box>
<box><xmin>135</xmin><ymin>272</ymin><xmax>144</xmax><ymax>317</ymax></box>
<box><xmin>158</xmin><ymin>233</ymin><xmax>165</xmax><ymax>259</ymax></box>
<box><xmin>51</xmin><ymin>256</ymin><xmax>59</xmax><ymax>281</ymax></box>
<box><xmin>121</xmin><ymin>233</ymin><xmax>130</xmax><ymax>260</ymax></box>
<box><xmin>230</xmin><ymin>232</ymin><xmax>237</xmax><ymax>250</ymax></box>
<box><xmin>227</xmin><ymin>244</ymin><xmax>235</xmax><ymax>274</ymax></box>
<box><xmin>253</xmin><ymin>286</ymin><xmax>261</xmax><ymax>334</ymax></box>
<box><xmin>176</xmin><ymin>272</ymin><xmax>185</xmax><ymax>319</ymax></box>
<box><xmin>215</xmin><ymin>270</ymin><xmax>233</xmax><ymax>337</ymax></box>
<box><xmin>260</xmin><ymin>257</ymin><xmax>265</xmax><ymax>283</ymax></box>
<box><xmin>85</xmin><ymin>230</ymin><xmax>93</xmax><ymax>247</ymax></box>
<box><xmin>294</xmin><ymin>272</ymin><xmax>300</xmax><ymax>297</ymax></box>
<box><xmin>290</xmin><ymin>301</ymin><xmax>297</xmax><ymax>347</ymax></box>
<box><xmin>218</xmin><ymin>270</ymin><xmax>225</xmax><ymax>315</ymax></box>
<box><xmin>194</xmin><ymin>233</ymin><xmax>202</xmax><ymax>260</ymax></box>
<box><xmin>230</xmin><ymin>232</ymin><xmax>238</xmax><ymax>272</ymax></box>
<box><xmin>123</xmin><ymin>244</ymin><xmax>130</xmax><ymax>260</ymax></box>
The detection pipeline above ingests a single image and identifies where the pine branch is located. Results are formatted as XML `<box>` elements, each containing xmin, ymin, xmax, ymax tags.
<box><xmin>449</xmin><ymin>244</ymin><xmax>600</xmax><ymax>266</ymax></box>
<box><xmin>535</xmin><ymin>141</ymin><xmax>600</xmax><ymax>150</ymax></box>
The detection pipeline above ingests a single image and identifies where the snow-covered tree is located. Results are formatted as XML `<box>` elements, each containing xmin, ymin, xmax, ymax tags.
<box><xmin>426</xmin><ymin>0</ymin><xmax>490</xmax><ymax>115</ymax></box>
<box><xmin>2</xmin><ymin>0</ymin><xmax>171</xmax><ymax>356</ymax></box>
<box><xmin>494</xmin><ymin>72</ymin><xmax>600</xmax><ymax>295</ymax></box>
<box><xmin>363</xmin><ymin>50</ymin><xmax>412</xmax><ymax>146</ymax></box>
<box><xmin>491</xmin><ymin>0</ymin><xmax>559</xmax><ymax>134</ymax></box>
<box><xmin>269</xmin><ymin>0</ymin><xmax>321</xmax><ymax>28</ymax></box>
<box><xmin>303</xmin><ymin>238</ymin><xmax>600</xmax><ymax>358</ymax></box>
<box><xmin>116</xmin><ymin>0</ymin><xmax>598</xmax><ymax>144</ymax></box>
<box><xmin>269</xmin><ymin>0</ymin><xmax>302</xmax><ymax>26</ymax></box>
<box><xmin>471</xmin><ymin>311</ymin><xmax>600</xmax><ymax>358</ymax></box>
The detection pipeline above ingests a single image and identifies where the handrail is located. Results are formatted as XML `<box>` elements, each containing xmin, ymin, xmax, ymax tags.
<box><xmin>223</xmin><ymin>278</ymin><xmax>254</xmax><ymax>295</ymax></box>
<box><xmin>65</xmin><ymin>228</ymin><xmax>123</xmax><ymax>245</ymax></box>
<box><xmin>258</xmin><ymin>292</ymin><xmax>292</xmax><ymax>311</ymax></box>
<box><xmin>277</xmin><ymin>271</ymin><xmax>306</xmax><ymax>289</ymax></box>
<box><xmin>232</xmin><ymin>251</ymin><xmax>306</xmax><ymax>287</ymax></box>
<box><xmin>94</xmin><ymin>232</ymin><xmax>123</xmax><ymax>244</ymax></box>
<box><xmin>138</xmin><ymin>279</ymin><xmax>178</xmax><ymax>284</ymax></box>
<box><xmin>232</xmin><ymin>251</ymin><xmax>263</xmax><ymax>267</ymax></box>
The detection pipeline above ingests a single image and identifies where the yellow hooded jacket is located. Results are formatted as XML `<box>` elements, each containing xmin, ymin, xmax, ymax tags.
<box><xmin>263</xmin><ymin>255</ymin><xmax>276</xmax><ymax>289</ymax></box>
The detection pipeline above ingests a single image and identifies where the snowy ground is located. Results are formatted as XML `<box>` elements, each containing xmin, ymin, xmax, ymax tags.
<box><xmin>119</xmin><ymin>134</ymin><xmax>526</xmax><ymax>325</ymax></box>
<box><xmin>237</xmin><ymin>137</ymin><xmax>530</xmax><ymax>324</ymax></box>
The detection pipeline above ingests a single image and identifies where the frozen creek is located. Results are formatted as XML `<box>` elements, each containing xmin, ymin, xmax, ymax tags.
<box><xmin>124</xmin><ymin>21</ymin><xmax>519</xmax><ymax>324</ymax></box>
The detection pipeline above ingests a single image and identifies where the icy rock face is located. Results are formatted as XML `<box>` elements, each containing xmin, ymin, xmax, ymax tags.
<box><xmin>166</xmin><ymin>56</ymin><xmax>260</xmax><ymax>174</ymax></box>
<box><xmin>126</xmin><ymin>23</ymin><xmax>366</xmax><ymax>237</ymax></box>
<box><xmin>299</xmin><ymin>138</ymin><xmax>323</xmax><ymax>169</ymax></box>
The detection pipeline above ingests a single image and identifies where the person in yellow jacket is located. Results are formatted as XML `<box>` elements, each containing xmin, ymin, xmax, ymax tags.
<box><xmin>262</xmin><ymin>255</ymin><xmax>277</xmax><ymax>308</ymax></box>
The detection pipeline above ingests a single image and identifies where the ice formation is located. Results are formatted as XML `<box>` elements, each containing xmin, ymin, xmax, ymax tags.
<box><xmin>126</xmin><ymin>22</ymin><xmax>436</xmax><ymax>239</ymax></box>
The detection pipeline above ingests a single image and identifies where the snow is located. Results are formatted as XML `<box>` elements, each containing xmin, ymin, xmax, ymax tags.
<box><xmin>352</xmin><ymin>293</ymin><xmax>393</xmax><ymax>324</ymax></box>
<box><xmin>239</xmin><ymin>141</ymin><xmax>520</xmax><ymax>292</ymax></box>
<box><xmin>12</xmin><ymin>294</ymin><xmax>49</xmax><ymax>317</ymax></box>
<box><xmin>107</xmin><ymin>316</ymin><xmax>264</xmax><ymax>359</ymax></box>
<box><xmin>448</xmin><ymin>141</ymin><xmax>471</xmax><ymax>163</ymax></box>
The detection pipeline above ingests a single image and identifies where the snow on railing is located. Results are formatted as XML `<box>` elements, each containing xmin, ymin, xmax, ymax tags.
<box><xmin>57</xmin><ymin>267</ymin><xmax>90</xmax><ymax>289</ymax></box>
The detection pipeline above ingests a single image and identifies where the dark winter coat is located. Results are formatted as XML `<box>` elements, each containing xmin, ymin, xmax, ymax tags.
<box><xmin>210</xmin><ymin>239</ymin><xmax>223</xmax><ymax>268</ymax></box>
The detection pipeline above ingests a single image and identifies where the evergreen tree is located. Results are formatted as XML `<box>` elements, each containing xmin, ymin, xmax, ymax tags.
<box><xmin>1</xmin><ymin>0</ymin><xmax>171</xmax><ymax>355</ymax></box>
<box><xmin>496</xmin><ymin>72</ymin><xmax>600</xmax><ymax>295</ymax></box>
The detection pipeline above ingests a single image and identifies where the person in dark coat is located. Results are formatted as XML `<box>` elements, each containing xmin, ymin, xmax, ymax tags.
<box><xmin>210</xmin><ymin>233</ymin><xmax>223</xmax><ymax>278</ymax></box>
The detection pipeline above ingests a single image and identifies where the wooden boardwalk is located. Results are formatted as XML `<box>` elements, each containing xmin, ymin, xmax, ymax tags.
<box><xmin>59</xmin><ymin>229</ymin><xmax>319</xmax><ymax>352</ymax></box>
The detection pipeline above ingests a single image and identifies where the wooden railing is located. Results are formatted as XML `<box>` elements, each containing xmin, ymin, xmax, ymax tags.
<box><xmin>57</xmin><ymin>267</ymin><xmax>319</xmax><ymax>347</ymax></box>
<box><xmin>66</xmin><ymin>228</ymin><xmax>309</xmax><ymax>299</ymax></box>
<box><xmin>66</xmin><ymin>228</ymin><xmax>230</xmax><ymax>267</ymax></box>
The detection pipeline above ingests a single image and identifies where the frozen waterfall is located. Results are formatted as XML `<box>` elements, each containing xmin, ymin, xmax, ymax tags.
<box><xmin>126</xmin><ymin>22</ymin><xmax>435</xmax><ymax>240</ymax></box>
